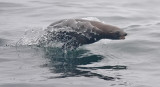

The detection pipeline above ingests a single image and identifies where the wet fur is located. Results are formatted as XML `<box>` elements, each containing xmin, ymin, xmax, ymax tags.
<box><xmin>45</xmin><ymin>19</ymin><xmax>127</xmax><ymax>49</ymax></box>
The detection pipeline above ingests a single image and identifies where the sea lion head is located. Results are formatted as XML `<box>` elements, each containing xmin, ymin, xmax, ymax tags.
<box><xmin>98</xmin><ymin>26</ymin><xmax>127</xmax><ymax>40</ymax></box>
<box><xmin>88</xmin><ymin>20</ymin><xmax>127</xmax><ymax>40</ymax></box>
<box><xmin>107</xmin><ymin>29</ymin><xmax>127</xmax><ymax>40</ymax></box>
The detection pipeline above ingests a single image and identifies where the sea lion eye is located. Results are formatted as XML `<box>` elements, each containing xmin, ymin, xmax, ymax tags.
<box><xmin>115</xmin><ymin>31</ymin><xmax>120</xmax><ymax>36</ymax></box>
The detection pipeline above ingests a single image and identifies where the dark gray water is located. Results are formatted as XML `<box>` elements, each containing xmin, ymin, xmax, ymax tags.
<box><xmin>0</xmin><ymin>0</ymin><xmax>160</xmax><ymax>87</ymax></box>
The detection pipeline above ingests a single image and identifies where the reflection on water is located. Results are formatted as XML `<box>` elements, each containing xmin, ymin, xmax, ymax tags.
<box><xmin>41</xmin><ymin>47</ymin><xmax>127</xmax><ymax>81</ymax></box>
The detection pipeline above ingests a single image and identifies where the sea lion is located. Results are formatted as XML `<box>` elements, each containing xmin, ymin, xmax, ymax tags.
<box><xmin>39</xmin><ymin>19</ymin><xmax>127</xmax><ymax>49</ymax></box>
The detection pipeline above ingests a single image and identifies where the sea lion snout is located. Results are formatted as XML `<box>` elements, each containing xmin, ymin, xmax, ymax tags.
<box><xmin>113</xmin><ymin>30</ymin><xmax>127</xmax><ymax>39</ymax></box>
<box><xmin>119</xmin><ymin>32</ymin><xmax>127</xmax><ymax>39</ymax></box>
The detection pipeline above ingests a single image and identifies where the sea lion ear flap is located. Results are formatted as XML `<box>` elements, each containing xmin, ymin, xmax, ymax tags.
<box><xmin>93</xmin><ymin>27</ymin><xmax>103</xmax><ymax>33</ymax></box>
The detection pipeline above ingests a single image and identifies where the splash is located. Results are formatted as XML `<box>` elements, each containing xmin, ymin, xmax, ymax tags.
<box><xmin>16</xmin><ymin>26</ymin><xmax>45</xmax><ymax>46</ymax></box>
<box><xmin>82</xmin><ymin>17</ymin><xmax>102</xmax><ymax>22</ymax></box>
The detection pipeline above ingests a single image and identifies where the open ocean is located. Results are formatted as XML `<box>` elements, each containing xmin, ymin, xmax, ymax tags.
<box><xmin>0</xmin><ymin>0</ymin><xmax>160</xmax><ymax>87</ymax></box>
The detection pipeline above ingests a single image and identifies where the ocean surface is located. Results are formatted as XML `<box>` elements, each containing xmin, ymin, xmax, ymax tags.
<box><xmin>0</xmin><ymin>0</ymin><xmax>160</xmax><ymax>87</ymax></box>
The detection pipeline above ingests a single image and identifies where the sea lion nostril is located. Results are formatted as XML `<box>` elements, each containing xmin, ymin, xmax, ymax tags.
<box><xmin>124</xmin><ymin>33</ymin><xmax>127</xmax><ymax>36</ymax></box>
